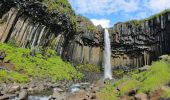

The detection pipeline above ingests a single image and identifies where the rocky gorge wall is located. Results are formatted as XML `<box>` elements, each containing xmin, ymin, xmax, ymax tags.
<box><xmin>109</xmin><ymin>12</ymin><xmax>170</xmax><ymax>68</ymax></box>
<box><xmin>61</xmin><ymin>16</ymin><xmax>104</xmax><ymax>66</ymax></box>
<box><xmin>0</xmin><ymin>0</ymin><xmax>75</xmax><ymax>57</ymax></box>
<box><xmin>1</xmin><ymin>0</ymin><xmax>170</xmax><ymax>68</ymax></box>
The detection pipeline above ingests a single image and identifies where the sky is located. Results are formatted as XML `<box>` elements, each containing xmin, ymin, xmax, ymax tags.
<box><xmin>69</xmin><ymin>0</ymin><xmax>170</xmax><ymax>28</ymax></box>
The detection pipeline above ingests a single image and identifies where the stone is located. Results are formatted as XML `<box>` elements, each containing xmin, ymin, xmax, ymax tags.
<box><xmin>8</xmin><ymin>85</ymin><xmax>20</xmax><ymax>93</ymax></box>
<box><xmin>134</xmin><ymin>93</ymin><xmax>147</xmax><ymax>100</ymax></box>
<box><xmin>0</xmin><ymin>50</ymin><xmax>5</xmax><ymax>60</ymax></box>
<box><xmin>138</xmin><ymin>65</ymin><xmax>150</xmax><ymax>72</ymax></box>
<box><xmin>69</xmin><ymin>90</ymin><xmax>89</xmax><ymax>100</ymax></box>
<box><xmin>18</xmin><ymin>89</ymin><xmax>28</xmax><ymax>100</ymax></box>
<box><xmin>54</xmin><ymin>87</ymin><xmax>64</xmax><ymax>92</ymax></box>
<box><xmin>0</xmin><ymin>94</ymin><xmax>17</xmax><ymax>100</ymax></box>
<box><xmin>49</xmin><ymin>91</ymin><xmax>67</xmax><ymax>100</ymax></box>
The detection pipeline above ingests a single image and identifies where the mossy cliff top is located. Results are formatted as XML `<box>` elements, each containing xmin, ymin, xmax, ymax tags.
<box><xmin>117</xmin><ymin>9</ymin><xmax>170</xmax><ymax>26</ymax></box>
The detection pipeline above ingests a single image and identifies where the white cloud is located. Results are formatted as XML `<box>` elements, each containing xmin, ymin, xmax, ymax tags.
<box><xmin>91</xmin><ymin>19</ymin><xmax>111</xmax><ymax>28</ymax></box>
<box><xmin>69</xmin><ymin>0</ymin><xmax>170</xmax><ymax>25</ymax></box>
<box><xmin>146</xmin><ymin>0</ymin><xmax>170</xmax><ymax>12</ymax></box>
<box><xmin>69</xmin><ymin>0</ymin><xmax>140</xmax><ymax>15</ymax></box>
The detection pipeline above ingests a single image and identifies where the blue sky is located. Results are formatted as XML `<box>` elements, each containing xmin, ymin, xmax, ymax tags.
<box><xmin>69</xmin><ymin>0</ymin><xmax>170</xmax><ymax>28</ymax></box>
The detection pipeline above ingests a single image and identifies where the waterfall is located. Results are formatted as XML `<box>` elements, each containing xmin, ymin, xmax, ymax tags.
<box><xmin>103</xmin><ymin>29</ymin><xmax>112</xmax><ymax>79</ymax></box>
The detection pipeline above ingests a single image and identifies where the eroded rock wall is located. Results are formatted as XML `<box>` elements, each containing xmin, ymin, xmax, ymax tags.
<box><xmin>109</xmin><ymin>13</ymin><xmax>170</xmax><ymax>68</ymax></box>
<box><xmin>0</xmin><ymin>0</ymin><xmax>74</xmax><ymax>56</ymax></box>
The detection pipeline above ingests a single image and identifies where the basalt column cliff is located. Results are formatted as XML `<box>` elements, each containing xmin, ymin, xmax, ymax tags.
<box><xmin>0</xmin><ymin>0</ymin><xmax>76</xmax><ymax>56</ymax></box>
<box><xmin>1</xmin><ymin>0</ymin><xmax>170</xmax><ymax>68</ymax></box>
<box><xmin>109</xmin><ymin>13</ymin><xmax>170</xmax><ymax>68</ymax></box>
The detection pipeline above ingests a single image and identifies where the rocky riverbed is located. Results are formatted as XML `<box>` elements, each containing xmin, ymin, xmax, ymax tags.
<box><xmin>0</xmin><ymin>79</ymin><xmax>106</xmax><ymax>100</ymax></box>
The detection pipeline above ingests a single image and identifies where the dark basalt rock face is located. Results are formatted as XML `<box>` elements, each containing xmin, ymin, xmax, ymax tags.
<box><xmin>109</xmin><ymin>13</ymin><xmax>170</xmax><ymax>68</ymax></box>
<box><xmin>0</xmin><ymin>0</ymin><xmax>75</xmax><ymax>55</ymax></box>
<box><xmin>60</xmin><ymin>16</ymin><xmax>104</xmax><ymax>66</ymax></box>
<box><xmin>1</xmin><ymin>0</ymin><xmax>170</xmax><ymax>68</ymax></box>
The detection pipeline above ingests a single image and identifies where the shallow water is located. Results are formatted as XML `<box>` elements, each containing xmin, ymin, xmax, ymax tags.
<box><xmin>28</xmin><ymin>95</ymin><xmax>50</xmax><ymax>100</ymax></box>
<box><xmin>11</xmin><ymin>82</ymin><xmax>90</xmax><ymax>100</ymax></box>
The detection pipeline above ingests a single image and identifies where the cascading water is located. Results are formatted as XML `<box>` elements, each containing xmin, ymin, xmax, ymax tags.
<box><xmin>103</xmin><ymin>29</ymin><xmax>112</xmax><ymax>79</ymax></box>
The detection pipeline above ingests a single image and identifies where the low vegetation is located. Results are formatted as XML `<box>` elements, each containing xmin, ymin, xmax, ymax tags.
<box><xmin>97</xmin><ymin>82</ymin><xmax>118</xmax><ymax>100</ymax></box>
<box><xmin>138</xmin><ymin>60</ymin><xmax>170</xmax><ymax>93</ymax></box>
<box><xmin>0</xmin><ymin>43</ymin><xmax>83</xmax><ymax>83</ymax></box>
<box><xmin>99</xmin><ymin>55</ymin><xmax>170</xmax><ymax>99</ymax></box>
<box><xmin>41</xmin><ymin>0</ymin><xmax>77</xmax><ymax>31</ymax></box>
<box><xmin>76</xmin><ymin>15</ymin><xmax>96</xmax><ymax>33</ymax></box>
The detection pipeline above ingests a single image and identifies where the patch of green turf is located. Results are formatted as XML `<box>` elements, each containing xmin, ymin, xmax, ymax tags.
<box><xmin>0</xmin><ymin>43</ymin><xmax>83</xmax><ymax>83</ymax></box>
<box><xmin>138</xmin><ymin>60</ymin><xmax>170</xmax><ymax>93</ymax></box>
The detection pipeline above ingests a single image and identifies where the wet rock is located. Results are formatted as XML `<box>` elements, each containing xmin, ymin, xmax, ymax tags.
<box><xmin>138</xmin><ymin>65</ymin><xmax>150</xmax><ymax>72</ymax></box>
<box><xmin>0</xmin><ymin>50</ymin><xmax>5</xmax><ymax>60</ymax></box>
<box><xmin>49</xmin><ymin>91</ymin><xmax>67</xmax><ymax>100</ymax></box>
<box><xmin>54</xmin><ymin>87</ymin><xmax>64</xmax><ymax>92</ymax></box>
<box><xmin>27</xmin><ymin>87</ymin><xmax>34</xmax><ymax>94</ymax></box>
<box><xmin>90</xmin><ymin>93</ymin><xmax>96</xmax><ymax>99</ymax></box>
<box><xmin>95</xmin><ymin>79</ymin><xmax>104</xmax><ymax>88</ymax></box>
<box><xmin>18</xmin><ymin>89</ymin><xmax>28</xmax><ymax>100</ymax></box>
<box><xmin>134</xmin><ymin>93</ymin><xmax>147</xmax><ymax>100</ymax></box>
<box><xmin>0</xmin><ymin>93</ymin><xmax>17</xmax><ymax>100</ymax></box>
<box><xmin>159</xmin><ymin>55</ymin><xmax>169</xmax><ymax>59</ymax></box>
<box><xmin>69</xmin><ymin>90</ymin><xmax>89</xmax><ymax>100</ymax></box>
<box><xmin>8</xmin><ymin>85</ymin><xmax>20</xmax><ymax>93</ymax></box>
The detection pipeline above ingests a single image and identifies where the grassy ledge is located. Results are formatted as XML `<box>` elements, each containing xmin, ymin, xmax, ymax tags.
<box><xmin>0</xmin><ymin>43</ymin><xmax>83</xmax><ymax>83</ymax></box>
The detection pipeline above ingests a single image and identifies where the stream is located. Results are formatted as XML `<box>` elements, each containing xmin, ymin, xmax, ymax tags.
<box><xmin>11</xmin><ymin>82</ymin><xmax>91</xmax><ymax>100</ymax></box>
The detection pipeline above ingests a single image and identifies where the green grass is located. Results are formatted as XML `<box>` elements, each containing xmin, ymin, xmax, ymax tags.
<box><xmin>0</xmin><ymin>70</ymin><xmax>29</xmax><ymax>83</ymax></box>
<box><xmin>138</xmin><ymin>60</ymin><xmax>170</xmax><ymax>93</ymax></box>
<box><xmin>97</xmin><ymin>82</ymin><xmax>118</xmax><ymax>100</ymax></box>
<box><xmin>0</xmin><ymin>43</ymin><xmax>83</xmax><ymax>83</ymax></box>
<box><xmin>76</xmin><ymin>64</ymin><xmax>101</xmax><ymax>73</ymax></box>
<box><xmin>162</xmin><ymin>89</ymin><xmax>170</xmax><ymax>98</ymax></box>
<box><xmin>41</xmin><ymin>0</ymin><xmax>76</xmax><ymax>29</ymax></box>
<box><xmin>76</xmin><ymin>15</ymin><xmax>96</xmax><ymax>33</ymax></box>
<box><xmin>99</xmin><ymin>57</ymin><xmax>170</xmax><ymax>98</ymax></box>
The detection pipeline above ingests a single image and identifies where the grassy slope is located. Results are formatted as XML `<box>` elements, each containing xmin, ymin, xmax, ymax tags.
<box><xmin>0</xmin><ymin>43</ymin><xmax>82</xmax><ymax>83</ymax></box>
<box><xmin>98</xmin><ymin>56</ymin><xmax>170</xmax><ymax>99</ymax></box>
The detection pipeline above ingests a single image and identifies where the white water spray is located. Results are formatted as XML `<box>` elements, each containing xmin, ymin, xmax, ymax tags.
<box><xmin>103</xmin><ymin>29</ymin><xmax>112</xmax><ymax>79</ymax></box>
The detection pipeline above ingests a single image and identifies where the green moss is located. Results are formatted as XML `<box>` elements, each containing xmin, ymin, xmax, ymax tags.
<box><xmin>97</xmin><ymin>83</ymin><xmax>118</xmax><ymax>100</ymax></box>
<box><xmin>0</xmin><ymin>43</ymin><xmax>83</xmax><ymax>83</ymax></box>
<box><xmin>125</xmin><ymin>20</ymin><xmax>143</xmax><ymax>26</ymax></box>
<box><xmin>76</xmin><ymin>15</ymin><xmax>96</xmax><ymax>33</ymax></box>
<box><xmin>41</xmin><ymin>0</ymin><xmax>76</xmax><ymax>30</ymax></box>
<box><xmin>0</xmin><ymin>70</ymin><xmax>29</xmax><ymax>83</ymax></box>
<box><xmin>162</xmin><ymin>89</ymin><xmax>170</xmax><ymax>98</ymax></box>
<box><xmin>76</xmin><ymin>64</ymin><xmax>101</xmax><ymax>73</ymax></box>
<box><xmin>118</xmin><ymin>79</ymin><xmax>141</xmax><ymax>96</ymax></box>
<box><xmin>138</xmin><ymin>60</ymin><xmax>170</xmax><ymax>93</ymax></box>
<box><xmin>146</xmin><ymin>9</ymin><xmax>170</xmax><ymax>20</ymax></box>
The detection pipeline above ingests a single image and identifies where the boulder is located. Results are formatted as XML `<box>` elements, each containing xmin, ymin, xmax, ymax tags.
<box><xmin>0</xmin><ymin>94</ymin><xmax>17</xmax><ymax>100</ymax></box>
<box><xmin>49</xmin><ymin>91</ymin><xmax>67</xmax><ymax>100</ymax></box>
<box><xmin>18</xmin><ymin>89</ymin><xmax>28</xmax><ymax>100</ymax></box>
<box><xmin>8</xmin><ymin>85</ymin><xmax>20</xmax><ymax>93</ymax></box>
<box><xmin>138</xmin><ymin>65</ymin><xmax>150</xmax><ymax>72</ymax></box>
<box><xmin>69</xmin><ymin>90</ymin><xmax>89</xmax><ymax>100</ymax></box>
<box><xmin>134</xmin><ymin>93</ymin><xmax>147</xmax><ymax>100</ymax></box>
<box><xmin>0</xmin><ymin>50</ymin><xmax>5</xmax><ymax>60</ymax></box>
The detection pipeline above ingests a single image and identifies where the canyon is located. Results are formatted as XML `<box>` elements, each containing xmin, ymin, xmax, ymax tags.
<box><xmin>0</xmin><ymin>0</ymin><xmax>170</xmax><ymax>69</ymax></box>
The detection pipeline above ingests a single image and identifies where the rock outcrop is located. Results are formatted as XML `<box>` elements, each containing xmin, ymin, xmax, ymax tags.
<box><xmin>0</xmin><ymin>0</ymin><xmax>75</xmax><ymax>53</ymax></box>
<box><xmin>109</xmin><ymin>12</ymin><xmax>170</xmax><ymax>68</ymax></box>
<box><xmin>58</xmin><ymin>15</ymin><xmax>104</xmax><ymax>66</ymax></box>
